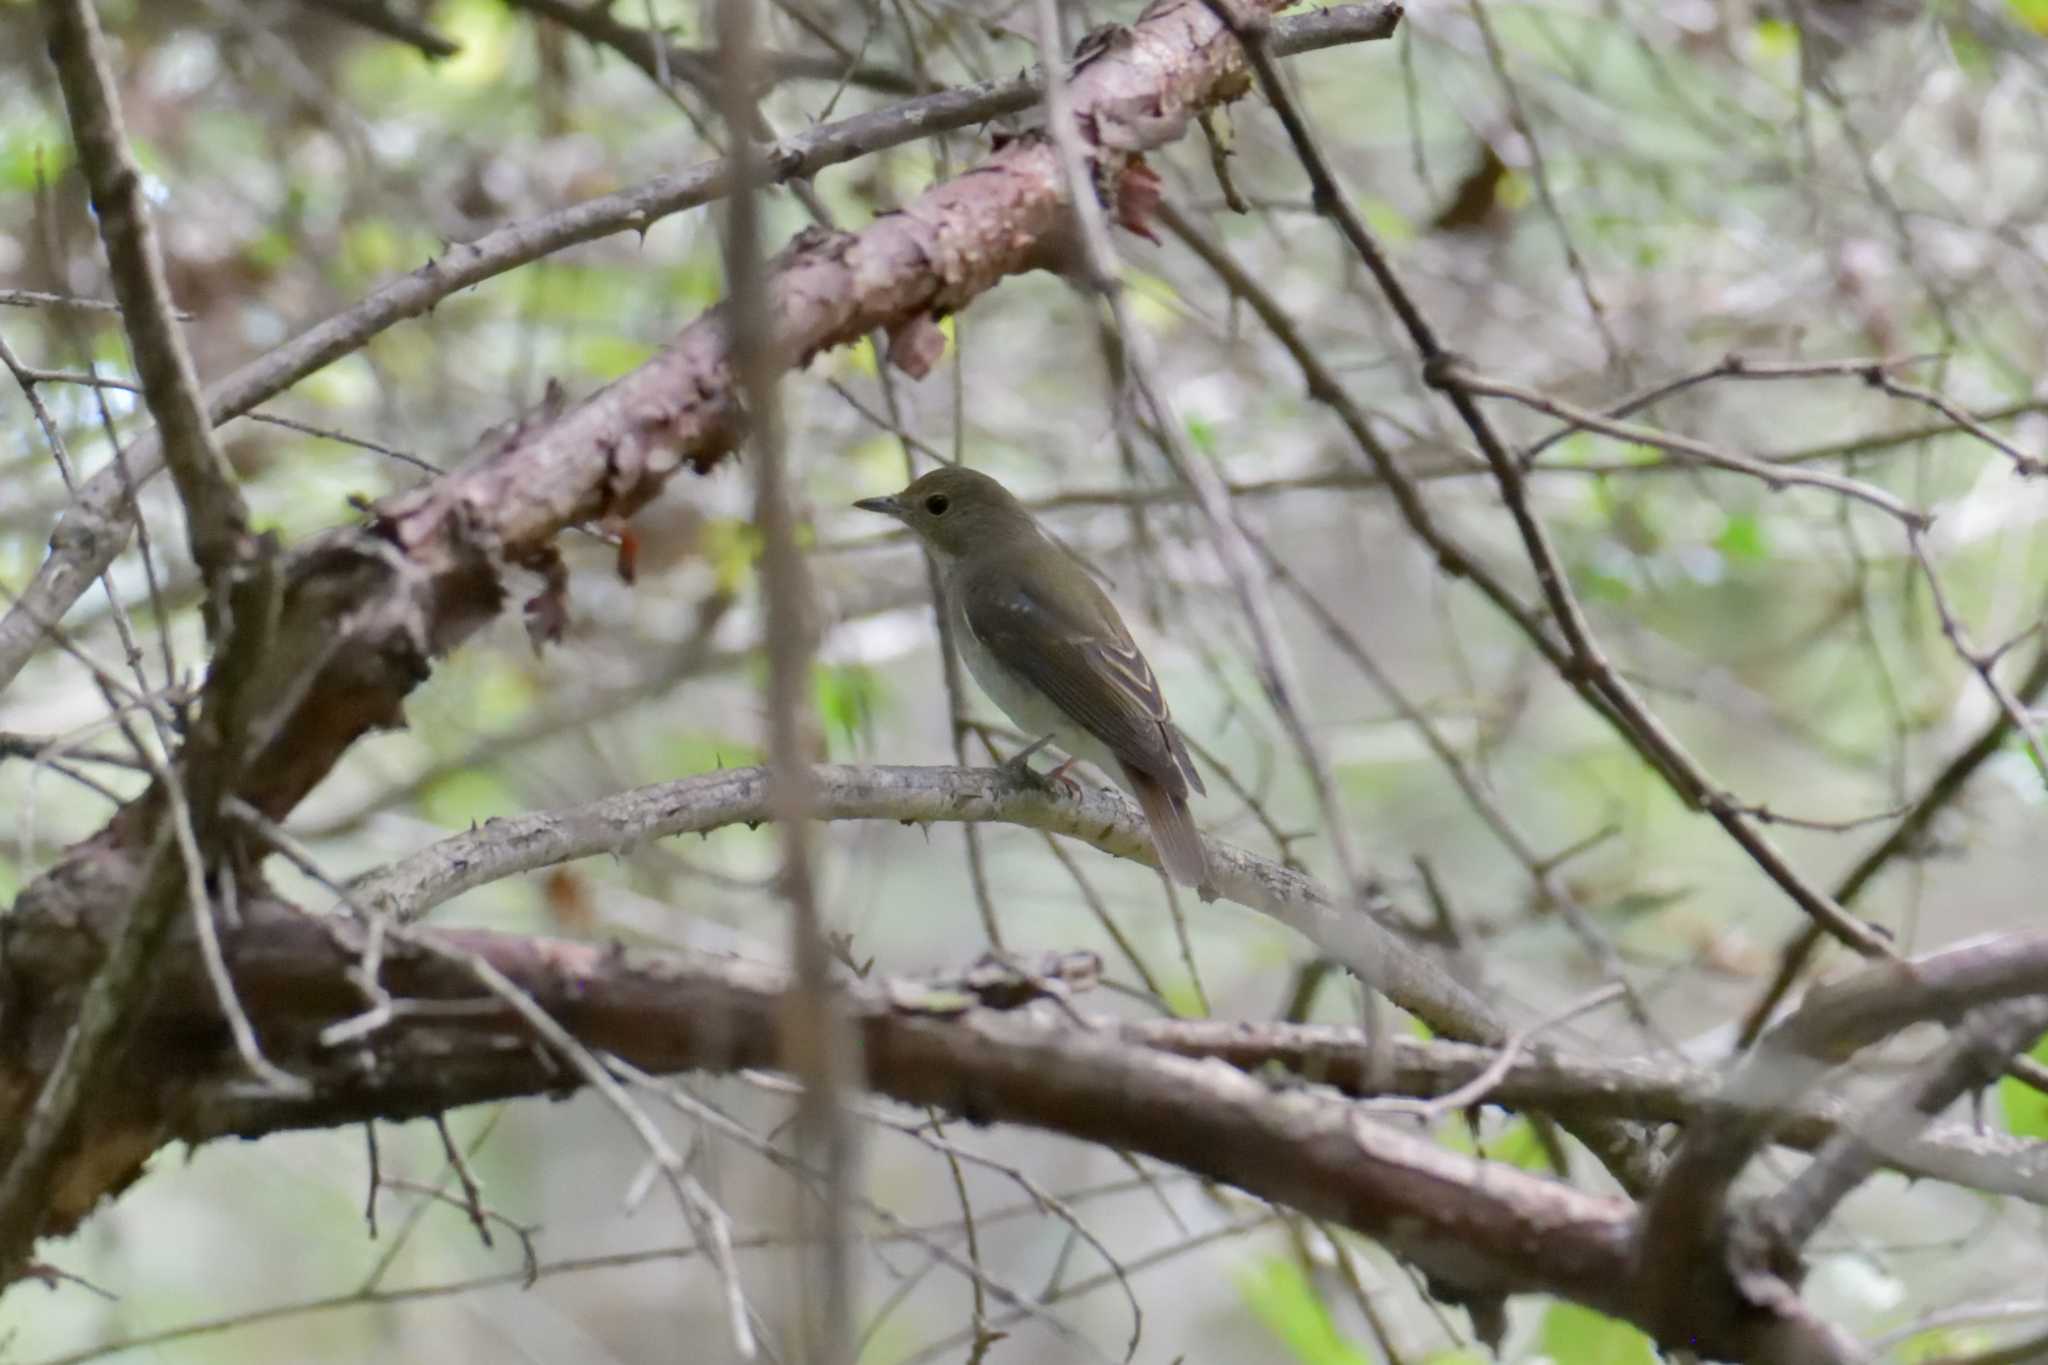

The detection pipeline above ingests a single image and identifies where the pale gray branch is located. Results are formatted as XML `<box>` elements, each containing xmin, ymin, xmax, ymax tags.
<box><xmin>339</xmin><ymin>761</ymin><xmax>1502</xmax><ymax>1043</ymax></box>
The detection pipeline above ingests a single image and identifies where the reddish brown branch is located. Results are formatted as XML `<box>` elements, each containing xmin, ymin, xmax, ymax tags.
<box><xmin>198</xmin><ymin>0</ymin><xmax>1399</xmax><ymax>826</ymax></box>
<box><xmin>0</xmin><ymin>1</ymin><xmax>1396</xmax><ymax>698</ymax></box>
<box><xmin>24</xmin><ymin>900</ymin><xmax>1843</xmax><ymax>1363</ymax></box>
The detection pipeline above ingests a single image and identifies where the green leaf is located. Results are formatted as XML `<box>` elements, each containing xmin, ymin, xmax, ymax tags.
<box><xmin>1999</xmin><ymin>1031</ymin><xmax>2048</xmax><ymax>1137</ymax></box>
<box><xmin>1714</xmin><ymin>513</ymin><xmax>1770</xmax><ymax>563</ymax></box>
<box><xmin>1895</xmin><ymin>1326</ymin><xmax>1996</xmax><ymax>1362</ymax></box>
<box><xmin>435</xmin><ymin>0</ymin><xmax>520</xmax><ymax>86</ymax></box>
<box><xmin>577</xmin><ymin>334</ymin><xmax>658</xmax><ymax>381</ymax></box>
<box><xmin>702</xmin><ymin>518</ymin><xmax>764</xmax><ymax>593</ymax></box>
<box><xmin>2008</xmin><ymin>0</ymin><xmax>2048</xmax><ymax>34</ymax></box>
<box><xmin>470</xmin><ymin>660</ymin><xmax>538</xmax><ymax>728</ymax></box>
<box><xmin>1752</xmin><ymin>18</ymin><xmax>1799</xmax><ymax>62</ymax></box>
<box><xmin>420</xmin><ymin>767</ymin><xmax>515</xmax><ymax>829</ymax></box>
<box><xmin>1160</xmin><ymin>977</ymin><xmax>1209</xmax><ymax>1020</ymax></box>
<box><xmin>1482</xmin><ymin>1117</ymin><xmax>1552</xmax><ymax>1172</ymax></box>
<box><xmin>1945</xmin><ymin>21</ymin><xmax>1992</xmax><ymax>75</ymax></box>
<box><xmin>1539</xmin><ymin>1300</ymin><xmax>1659</xmax><ymax>1365</ymax></box>
<box><xmin>1234</xmin><ymin>1256</ymin><xmax>1374</xmax><ymax>1365</ymax></box>
<box><xmin>1540</xmin><ymin>432</ymin><xmax>1601</xmax><ymax>466</ymax></box>
<box><xmin>813</xmin><ymin>662</ymin><xmax>886</xmax><ymax>748</ymax></box>
<box><xmin>242</xmin><ymin>228</ymin><xmax>297</xmax><ymax>273</ymax></box>
<box><xmin>1125</xmin><ymin>271</ymin><xmax>1184</xmax><ymax>334</ymax></box>
<box><xmin>339</xmin><ymin>218</ymin><xmax>412</xmax><ymax>282</ymax></box>
<box><xmin>0</xmin><ymin>120</ymin><xmax>71</xmax><ymax>191</ymax></box>
<box><xmin>1360</xmin><ymin>197</ymin><xmax>1414</xmax><ymax>245</ymax></box>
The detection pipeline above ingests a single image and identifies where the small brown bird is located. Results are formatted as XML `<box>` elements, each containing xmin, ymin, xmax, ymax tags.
<box><xmin>855</xmin><ymin>466</ymin><xmax>1208</xmax><ymax>888</ymax></box>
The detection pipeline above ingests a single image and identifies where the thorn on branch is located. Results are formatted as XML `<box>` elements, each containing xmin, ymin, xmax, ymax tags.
<box><xmin>887</xmin><ymin>312</ymin><xmax>950</xmax><ymax>379</ymax></box>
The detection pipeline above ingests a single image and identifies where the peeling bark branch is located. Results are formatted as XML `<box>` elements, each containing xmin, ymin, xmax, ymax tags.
<box><xmin>0</xmin><ymin>1</ymin><xmax>1396</xmax><ymax>697</ymax></box>
<box><xmin>369</xmin><ymin>0</ymin><xmax>1369</xmax><ymax>562</ymax></box>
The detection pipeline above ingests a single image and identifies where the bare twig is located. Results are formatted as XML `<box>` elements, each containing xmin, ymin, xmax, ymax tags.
<box><xmin>1193</xmin><ymin>2</ymin><xmax>1888</xmax><ymax>970</ymax></box>
<box><xmin>1741</xmin><ymin>641</ymin><xmax>2048</xmax><ymax>1046</ymax></box>
<box><xmin>1453</xmin><ymin>365</ymin><xmax>1923</xmax><ymax>526</ymax></box>
<box><xmin>300</xmin><ymin>0</ymin><xmax>460</xmax><ymax>58</ymax></box>
<box><xmin>509</xmin><ymin>0</ymin><xmax>920</xmax><ymax>96</ymax></box>
<box><xmin>1361</xmin><ymin>983</ymin><xmax>1627</xmax><ymax>1123</ymax></box>
<box><xmin>43</xmin><ymin>0</ymin><xmax>250</xmax><ymax>600</ymax></box>
<box><xmin>0</xmin><ymin>287</ymin><xmax>191</xmax><ymax>318</ymax></box>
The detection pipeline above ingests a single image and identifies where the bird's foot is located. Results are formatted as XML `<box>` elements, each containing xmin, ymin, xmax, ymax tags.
<box><xmin>1002</xmin><ymin>736</ymin><xmax>1084</xmax><ymax>799</ymax></box>
<box><xmin>1000</xmin><ymin>733</ymin><xmax>1056</xmax><ymax>783</ymax></box>
<box><xmin>1043</xmin><ymin>756</ymin><xmax>1084</xmax><ymax>800</ymax></box>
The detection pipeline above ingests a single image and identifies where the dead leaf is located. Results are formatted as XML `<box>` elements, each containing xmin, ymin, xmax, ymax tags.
<box><xmin>888</xmin><ymin>312</ymin><xmax>949</xmax><ymax>379</ymax></box>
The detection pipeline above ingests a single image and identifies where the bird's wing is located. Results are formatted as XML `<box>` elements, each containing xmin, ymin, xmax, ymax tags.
<box><xmin>959</xmin><ymin>547</ymin><xmax>1205</xmax><ymax>798</ymax></box>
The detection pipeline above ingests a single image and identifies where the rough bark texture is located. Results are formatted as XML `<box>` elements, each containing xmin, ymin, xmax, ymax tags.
<box><xmin>0</xmin><ymin>0</ymin><xmax>1384</xmax><ymax>1272</ymax></box>
<box><xmin>3</xmin><ymin>897</ymin><xmax>1819</xmax><ymax>1358</ymax></box>
<box><xmin>0</xmin><ymin>2</ymin><xmax>1869</xmax><ymax>1357</ymax></box>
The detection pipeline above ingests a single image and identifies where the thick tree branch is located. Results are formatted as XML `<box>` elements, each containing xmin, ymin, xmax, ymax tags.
<box><xmin>1124</xmin><ymin>1020</ymin><xmax>2048</xmax><ymax>1205</ymax></box>
<box><xmin>27</xmin><ymin>902</ymin><xmax>1845</xmax><ymax>1363</ymax></box>
<box><xmin>1639</xmin><ymin>932</ymin><xmax>2048</xmax><ymax>1339</ymax></box>
<box><xmin>1745</xmin><ymin>998</ymin><xmax>2048</xmax><ymax>1252</ymax></box>
<box><xmin>1741</xmin><ymin>642</ymin><xmax>2048</xmax><ymax>1045</ymax></box>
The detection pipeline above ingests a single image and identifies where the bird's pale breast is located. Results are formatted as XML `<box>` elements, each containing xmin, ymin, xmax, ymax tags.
<box><xmin>946</xmin><ymin>574</ymin><xmax>1122</xmax><ymax>782</ymax></box>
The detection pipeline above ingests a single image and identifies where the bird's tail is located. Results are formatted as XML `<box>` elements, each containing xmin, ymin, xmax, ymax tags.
<box><xmin>1121</xmin><ymin>762</ymin><xmax>1209</xmax><ymax>890</ymax></box>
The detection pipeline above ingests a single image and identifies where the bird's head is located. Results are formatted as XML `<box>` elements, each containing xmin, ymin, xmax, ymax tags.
<box><xmin>853</xmin><ymin>465</ymin><xmax>1036</xmax><ymax>560</ymax></box>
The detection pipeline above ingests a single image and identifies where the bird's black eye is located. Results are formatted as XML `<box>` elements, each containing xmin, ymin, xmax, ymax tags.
<box><xmin>924</xmin><ymin>493</ymin><xmax>950</xmax><ymax>516</ymax></box>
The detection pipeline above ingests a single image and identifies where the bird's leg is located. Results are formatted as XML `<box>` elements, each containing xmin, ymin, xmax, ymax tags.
<box><xmin>1001</xmin><ymin>733</ymin><xmax>1058</xmax><ymax>784</ymax></box>
<box><xmin>1043</xmin><ymin>756</ymin><xmax>1083</xmax><ymax>801</ymax></box>
<box><xmin>1001</xmin><ymin>735</ymin><xmax>1084</xmax><ymax>798</ymax></box>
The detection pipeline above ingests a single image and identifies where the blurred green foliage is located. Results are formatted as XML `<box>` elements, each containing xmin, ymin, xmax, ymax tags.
<box><xmin>1237</xmin><ymin>1255</ymin><xmax>1375</xmax><ymax>1365</ymax></box>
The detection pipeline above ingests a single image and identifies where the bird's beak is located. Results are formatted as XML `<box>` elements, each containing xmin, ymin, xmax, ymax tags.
<box><xmin>853</xmin><ymin>494</ymin><xmax>904</xmax><ymax>517</ymax></box>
